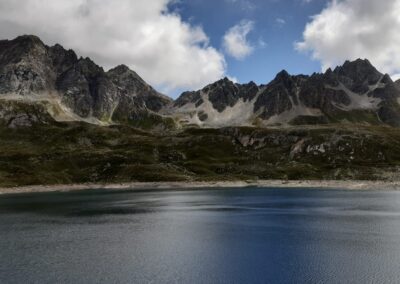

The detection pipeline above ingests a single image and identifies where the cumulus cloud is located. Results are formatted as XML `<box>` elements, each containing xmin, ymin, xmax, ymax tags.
<box><xmin>223</xmin><ymin>20</ymin><xmax>255</xmax><ymax>60</ymax></box>
<box><xmin>0</xmin><ymin>0</ymin><xmax>226</xmax><ymax>94</ymax></box>
<box><xmin>296</xmin><ymin>0</ymin><xmax>400</xmax><ymax>77</ymax></box>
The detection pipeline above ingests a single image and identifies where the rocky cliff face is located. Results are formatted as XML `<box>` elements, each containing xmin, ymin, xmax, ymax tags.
<box><xmin>170</xmin><ymin>59</ymin><xmax>400</xmax><ymax>127</ymax></box>
<box><xmin>0</xmin><ymin>35</ymin><xmax>173</xmax><ymax>127</ymax></box>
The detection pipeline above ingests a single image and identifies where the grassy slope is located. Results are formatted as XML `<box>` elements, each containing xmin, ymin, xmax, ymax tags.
<box><xmin>1</xmin><ymin>118</ymin><xmax>400</xmax><ymax>187</ymax></box>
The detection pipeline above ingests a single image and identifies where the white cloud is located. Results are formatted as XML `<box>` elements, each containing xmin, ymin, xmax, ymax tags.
<box><xmin>225</xmin><ymin>0</ymin><xmax>256</xmax><ymax>11</ymax></box>
<box><xmin>258</xmin><ymin>37</ymin><xmax>267</xmax><ymax>48</ymax></box>
<box><xmin>296</xmin><ymin>0</ymin><xmax>400</xmax><ymax>77</ymax></box>
<box><xmin>0</xmin><ymin>0</ymin><xmax>226</xmax><ymax>94</ymax></box>
<box><xmin>392</xmin><ymin>74</ymin><xmax>400</xmax><ymax>82</ymax></box>
<box><xmin>276</xmin><ymin>18</ymin><xmax>286</xmax><ymax>26</ymax></box>
<box><xmin>223</xmin><ymin>20</ymin><xmax>255</xmax><ymax>60</ymax></box>
<box><xmin>227</xmin><ymin>76</ymin><xmax>239</xmax><ymax>83</ymax></box>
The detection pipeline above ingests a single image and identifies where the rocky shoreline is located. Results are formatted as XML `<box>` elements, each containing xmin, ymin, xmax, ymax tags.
<box><xmin>1</xmin><ymin>180</ymin><xmax>400</xmax><ymax>195</ymax></box>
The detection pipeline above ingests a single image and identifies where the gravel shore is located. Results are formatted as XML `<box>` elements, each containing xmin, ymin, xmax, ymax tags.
<box><xmin>1</xmin><ymin>180</ymin><xmax>400</xmax><ymax>195</ymax></box>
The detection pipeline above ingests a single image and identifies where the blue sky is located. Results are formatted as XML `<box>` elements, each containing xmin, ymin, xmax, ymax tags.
<box><xmin>169</xmin><ymin>0</ymin><xmax>328</xmax><ymax>87</ymax></box>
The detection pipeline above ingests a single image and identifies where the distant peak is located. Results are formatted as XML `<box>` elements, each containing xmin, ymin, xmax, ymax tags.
<box><xmin>274</xmin><ymin>69</ymin><xmax>291</xmax><ymax>81</ymax></box>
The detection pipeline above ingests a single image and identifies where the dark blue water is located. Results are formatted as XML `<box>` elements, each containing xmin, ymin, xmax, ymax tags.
<box><xmin>1</xmin><ymin>187</ymin><xmax>400</xmax><ymax>284</ymax></box>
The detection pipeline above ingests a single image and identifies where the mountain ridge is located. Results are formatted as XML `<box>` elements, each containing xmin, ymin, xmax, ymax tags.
<box><xmin>168</xmin><ymin>58</ymin><xmax>400</xmax><ymax>128</ymax></box>
<box><xmin>1</xmin><ymin>35</ymin><xmax>400</xmax><ymax>129</ymax></box>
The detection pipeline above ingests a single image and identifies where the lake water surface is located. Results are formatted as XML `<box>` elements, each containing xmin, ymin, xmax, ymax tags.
<box><xmin>1</xmin><ymin>187</ymin><xmax>400</xmax><ymax>283</ymax></box>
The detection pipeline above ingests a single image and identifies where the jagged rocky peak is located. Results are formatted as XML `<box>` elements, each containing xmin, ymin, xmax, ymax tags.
<box><xmin>0</xmin><ymin>35</ymin><xmax>56</xmax><ymax>95</ymax></box>
<box><xmin>205</xmin><ymin>77</ymin><xmax>240</xmax><ymax>112</ymax></box>
<box><xmin>192</xmin><ymin>77</ymin><xmax>260</xmax><ymax>112</ymax></box>
<box><xmin>169</xmin><ymin>77</ymin><xmax>262</xmax><ymax>127</ymax></box>
<box><xmin>173</xmin><ymin>77</ymin><xmax>240</xmax><ymax>111</ymax></box>
<box><xmin>335</xmin><ymin>58</ymin><xmax>380</xmax><ymax>76</ymax></box>
<box><xmin>48</xmin><ymin>44</ymin><xmax>78</xmax><ymax>75</ymax></box>
<box><xmin>107</xmin><ymin>64</ymin><xmax>172</xmax><ymax>112</ymax></box>
<box><xmin>253</xmin><ymin>70</ymin><xmax>301</xmax><ymax>120</ymax></box>
<box><xmin>332</xmin><ymin>58</ymin><xmax>383</xmax><ymax>92</ymax></box>
<box><xmin>0</xmin><ymin>35</ymin><xmax>47</xmax><ymax>59</ymax></box>
<box><xmin>173</xmin><ymin>90</ymin><xmax>201</xmax><ymax>108</ymax></box>
<box><xmin>108</xmin><ymin>64</ymin><xmax>139</xmax><ymax>78</ymax></box>
<box><xmin>381</xmin><ymin>73</ymin><xmax>393</xmax><ymax>84</ymax></box>
<box><xmin>269</xmin><ymin>69</ymin><xmax>302</xmax><ymax>88</ymax></box>
<box><xmin>268</xmin><ymin>69</ymin><xmax>311</xmax><ymax>89</ymax></box>
<box><xmin>108</xmin><ymin>64</ymin><xmax>151</xmax><ymax>91</ymax></box>
<box><xmin>274</xmin><ymin>69</ymin><xmax>291</xmax><ymax>80</ymax></box>
<box><xmin>55</xmin><ymin>55</ymin><xmax>115</xmax><ymax>119</ymax></box>
<box><xmin>77</xmin><ymin>57</ymin><xmax>104</xmax><ymax>74</ymax></box>
<box><xmin>109</xmin><ymin>64</ymin><xmax>130</xmax><ymax>73</ymax></box>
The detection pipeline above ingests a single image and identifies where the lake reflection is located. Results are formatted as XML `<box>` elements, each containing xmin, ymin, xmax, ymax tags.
<box><xmin>1</xmin><ymin>187</ymin><xmax>400</xmax><ymax>283</ymax></box>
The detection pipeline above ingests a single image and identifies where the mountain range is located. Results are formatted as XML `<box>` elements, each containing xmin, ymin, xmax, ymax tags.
<box><xmin>2</xmin><ymin>35</ymin><xmax>400</xmax><ymax>187</ymax></box>
<box><xmin>1</xmin><ymin>35</ymin><xmax>400</xmax><ymax>130</ymax></box>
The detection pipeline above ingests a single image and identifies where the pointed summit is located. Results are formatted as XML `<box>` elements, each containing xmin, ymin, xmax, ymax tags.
<box><xmin>202</xmin><ymin>76</ymin><xmax>236</xmax><ymax>93</ymax></box>
<box><xmin>275</xmin><ymin>69</ymin><xmax>290</xmax><ymax>80</ymax></box>
<box><xmin>271</xmin><ymin>69</ymin><xmax>294</xmax><ymax>88</ymax></box>
<box><xmin>335</xmin><ymin>58</ymin><xmax>381</xmax><ymax>78</ymax></box>
<box><xmin>108</xmin><ymin>64</ymin><xmax>150</xmax><ymax>88</ymax></box>
<box><xmin>333</xmin><ymin>59</ymin><xmax>383</xmax><ymax>91</ymax></box>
